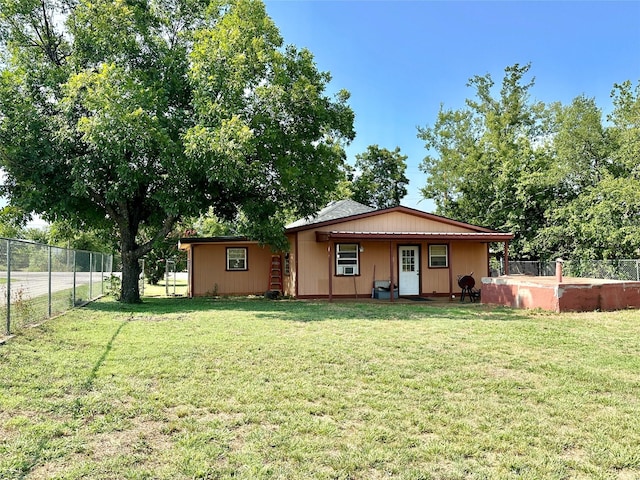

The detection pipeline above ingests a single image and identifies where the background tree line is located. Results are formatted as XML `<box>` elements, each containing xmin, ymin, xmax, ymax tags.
<box><xmin>419</xmin><ymin>63</ymin><xmax>640</xmax><ymax>261</ymax></box>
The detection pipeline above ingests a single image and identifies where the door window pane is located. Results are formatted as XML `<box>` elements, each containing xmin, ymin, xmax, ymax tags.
<box><xmin>402</xmin><ymin>249</ymin><xmax>416</xmax><ymax>272</ymax></box>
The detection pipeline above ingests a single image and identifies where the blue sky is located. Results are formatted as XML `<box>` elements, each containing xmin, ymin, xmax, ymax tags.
<box><xmin>264</xmin><ymin>0</ymin><xmax>640</xmax><ymax>211</ymax></box>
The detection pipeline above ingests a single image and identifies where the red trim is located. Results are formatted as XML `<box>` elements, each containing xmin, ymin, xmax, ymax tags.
<box><xmin>398</xmin><ymin>244</ymin><xmax>422</xmax><ymax>296</ymax></box>
<box><xmin>328</xmin><ymin>242</ymin><xmax>333</xmax><ymax>302</ymax></box>
<box><xmin>317</xmin><ymin>231</ymin><xmax>513</xmax><ymax>242</ymax></box>
<box><xmin>427</xmin><ymin>243</ymin><xmax>449</xmax><ymax>269</ymax></box>
<box><xmin>294</xmin><ymin>293</ymin><xmax>451</xmax><ymax>300</ymax></box>
<box><xmin>486</xmin><ymin>243</ymin><xmax>491</xmax><ymax>278</ymax></box>
<box><xmin>389</xmin><ymin>241</ymin><xmax>395</xmax><ymax>302</ymax></box>
<box><xmin>294</xmin><ymin>233</ymin><xmax>299</xmax><ymax>298</ymax></box>
<box><xmin>225</xmin><ymin>247</ymin><xmax>248</xmax><ymax>271</ymax></box>
<box><xmin>179</xmin><ymin>236</ymin><xmax>252</xmax><ymax>245</ymax></box>
<box><xmin>189</xmin><ymin>246</ymin><xmax>195</xmax><ymax>298</ymax></box>
<box><xmin>334</xmin><ymin>242</ymin><xmax>361</xmax><ymax>277</ymax></box>
<box><xmin>504</xmin><ymin>241</ymin><xmax>510</xmax><ymax>275</ymax></box>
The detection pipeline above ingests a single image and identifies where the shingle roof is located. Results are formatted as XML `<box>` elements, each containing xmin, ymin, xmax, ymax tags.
<box><xmin>286</xmin><ymin>199</ymin><xmax>375</xmax><ymax>229</ymax></box>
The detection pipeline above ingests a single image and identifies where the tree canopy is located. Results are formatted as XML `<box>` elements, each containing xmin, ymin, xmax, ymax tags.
<box><xmin>0</xmin><ymin>0</ymin><xmax>355</xmax><ymax>302</ymax></box>
<box><xmin>350</xmin><ymin>145</ymin><xmax>409</xmax><ymax>209</ymax></box>
<box><xmin>419</xmin><ymin>63</ymin><xmax>640</xmax><ymax>261</ymax></box>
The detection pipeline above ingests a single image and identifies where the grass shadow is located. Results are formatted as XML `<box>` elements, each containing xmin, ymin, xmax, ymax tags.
<box><xmin>81</xmin><ymin>318</ymin><xmax>129</xmax><ymax>391</ymax></box>
<box><xmin>83</xmin><ymin>296</ymin><xmax>538</xmax><ymax>322</ymax></box>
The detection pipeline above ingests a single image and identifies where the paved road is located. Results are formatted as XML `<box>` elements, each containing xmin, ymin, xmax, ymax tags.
<box><xmin>1</xmin><ymin>271</ymin><xmax>188</xmax><ymax>301</ymax></box>
<box><xmin>0</xmin><ymin>271</ymin><xmax>107</xmax><ymax>302</ymax></box>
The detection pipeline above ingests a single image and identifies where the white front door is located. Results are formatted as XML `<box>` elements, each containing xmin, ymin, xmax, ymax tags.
<box><xmin>399</xmin><ymin>246</ymin><xmax>420</xmax><ymax>296</ymax></box>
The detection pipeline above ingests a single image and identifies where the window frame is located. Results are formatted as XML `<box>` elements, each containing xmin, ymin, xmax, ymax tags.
<box><xmin>335</xmin><ymin>243</ymin><xmax>360</xmax><ymax>276</ymax></box>
<box><xmin>428</xmin><ymin>244</ymin><xmax>448</xmax><ymax>268</ymax></box>
<box><xmin>226</xmin><ymin>247</ymin><xmax>248</xmax><ymax>271</ymax></box>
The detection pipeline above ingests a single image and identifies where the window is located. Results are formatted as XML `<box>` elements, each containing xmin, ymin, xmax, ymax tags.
<box><xmin>336</xmin><ymin>243</ymin><xmax>359</xmax><ymax>275</ymax></box>
<box><xmin>227</xmin><ymin>247</ymin><xmax>247</xmax><ymax>271</ymax></box>
<box><xmin>429</xmin><ymin>245</ymin><xmax>448</xmax><ymax>268</ymax></box>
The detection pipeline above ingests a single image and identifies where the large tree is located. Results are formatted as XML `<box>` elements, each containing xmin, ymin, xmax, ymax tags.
<box><xmin>535</xmin><ymin>81</ymin><xmax>640</xmax><ymax>260</ymax></box>
<box><xmin>418</xmin><ymin>63</ymin><xmax>558</xmax><ymax>257</ymax></box>
<box><xmin>419</xmin><ymin>64</ymin><xmax>640</xmax><ymax>261</ymax></box>
<box><xmin>0</xmin><ymin>0</ymin><xmax>354</xmax><ymax>302</ymax></box>
<box><xmin>350</xmin><ymin>145</ymin><xmax>408</xmax><ymax>209</ymax></box>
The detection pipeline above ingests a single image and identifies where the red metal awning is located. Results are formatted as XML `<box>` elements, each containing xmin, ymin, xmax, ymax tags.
<box><xmin>316</xmin><ymin>231</ymin><xmax>514</xmax><ymax>242</ymax></box>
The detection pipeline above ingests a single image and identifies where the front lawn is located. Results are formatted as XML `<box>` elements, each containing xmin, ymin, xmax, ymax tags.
<box><xmin>0</xmin><ymin>298</ymin><xmax>639</xmax><ymax>479</ymax></box>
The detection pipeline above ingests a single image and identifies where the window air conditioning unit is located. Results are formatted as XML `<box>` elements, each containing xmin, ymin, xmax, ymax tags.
<box><xmin>342</xmin><ymin>266</ymin><xmax>356</xmax><ymax>275</ymax></box>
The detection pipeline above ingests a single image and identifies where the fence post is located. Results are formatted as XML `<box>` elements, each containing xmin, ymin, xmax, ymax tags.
<box><xmin>5</xmin><ymin>239</ymin><xmax>11</xmax><ymax>336</ymax></box>
<box><xmin>101</xmin><ymin>254</ymin><xmax>104</xmax><ymax>295</ymax></box>
<box><xmin>89</xmin><ymin>252</ymin><xmax>93</xmax><ymax>300</ymax></box>
<box><xmin>48</xmin><ymin>245</ymin><xmax>52</xmax><ymax>318</ymax></box>
<box><xmin>556</xmin><ymin>258</ymin><xmax>564</xmax><ymax>284</ymax></box>
<box><xmin>172</xmin><ymin>261</ymin><xmax>176</xmax><ymax>296</ymax></box>
<box><xmin>73</xmin><ymin>250</ymin><xmax>77</xmax><ymax>306</ymax></box>
<box><xmin>165</xmin><ymin>258</ymin><xmax>169</xmax><ymax>297</ymax></box>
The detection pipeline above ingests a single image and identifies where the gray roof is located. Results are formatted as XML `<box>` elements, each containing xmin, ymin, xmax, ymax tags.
<box><xmin>286</xmin><ymin>199</ymin><xmax>376</xmax><ymax>229</ymax></box>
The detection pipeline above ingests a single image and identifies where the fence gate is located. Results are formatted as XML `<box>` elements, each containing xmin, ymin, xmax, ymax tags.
<box><xmin>165</xmin><ymin>259</ymin><xmax>177</xmax><ymax>297</ymax></box>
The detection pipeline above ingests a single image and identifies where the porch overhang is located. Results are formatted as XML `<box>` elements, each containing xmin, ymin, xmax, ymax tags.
<box><xmin>315</xmin><ymin>231</ymin><xmax>514</xmax><ymax>242</ymax></box>
<box><xmin>319</xmin><ymin>230</ymin><xmax>514</xmax><ymax>302</ymax></box>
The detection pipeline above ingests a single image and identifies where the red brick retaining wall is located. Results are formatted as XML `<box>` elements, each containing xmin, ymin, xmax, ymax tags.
<box><xmin>481</xmin><ymin>276</ymin><xmax>640</xmax><ymax>312</ymax></box>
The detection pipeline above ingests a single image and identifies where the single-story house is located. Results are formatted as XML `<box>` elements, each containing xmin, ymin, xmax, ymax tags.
<box><xmin>178</xmin><ymin>200</ymin><xmax>514</xmax><ymax>300</ymax></box>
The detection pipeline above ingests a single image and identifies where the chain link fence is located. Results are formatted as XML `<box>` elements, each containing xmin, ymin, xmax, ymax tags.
<box><xmin>1</xmin><ymin>238</ymin><xmax>113</xmax><ymax>336</ymax></box>
<box><xmin>499</xmin><ymin>259</ymin><xmax>640</xmax><ymax>281</ymax></box>
<box><xmin>563</xmin><ymin>259</ymin><xmax>640</xmax><ymax>281</ymax></box>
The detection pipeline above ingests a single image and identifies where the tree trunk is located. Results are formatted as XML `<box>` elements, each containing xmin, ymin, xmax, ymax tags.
<box><xmin>120</xmin><ymin>249</ymin><xmax>142</xmax><ymax>303</ymax></box>
<box><xmin>116</xmin><ymin>207</ymin><xmax>177</xmax><ymax>303</ymax></box>
<box><xmin>119</xmin><ymin>222</ymin><xmax>143</xmax><ymax>304</ymax></box>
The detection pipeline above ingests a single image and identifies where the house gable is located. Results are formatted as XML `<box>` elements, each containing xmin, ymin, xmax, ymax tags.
<box><xmin>317</xmin><ymin>209</ymin><xmax>481</xmax><ymax>235</ymax></box>
<box><xmin>287</xmin><ymin>205</ymin><xmax>504</xmax><ymax>236</ymax></box>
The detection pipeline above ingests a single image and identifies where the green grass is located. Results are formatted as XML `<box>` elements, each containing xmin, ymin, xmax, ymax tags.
<box><xmin>141</xmin><ymin>279</ymin><xmax>188</xmax><ymax>298</ymax></box>
<box><xmin>1</xmin><ymin>298</ymin><xmax>639</xmax><ymax>479</ymax></box>
<box><xmin>0</xmin><ymin>281</ymin><xmax>107</xmax><ymax>335</ymax></box>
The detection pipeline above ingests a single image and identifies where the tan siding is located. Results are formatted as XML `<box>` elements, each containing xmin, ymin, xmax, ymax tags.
<box><xmin>192</xmin><ymin>243</ymin><xmax>273</xmax><ymax>296</ymax></box>
<box><xmin>363</xmin><ymin>242</ymin><xmax>392</xmax><ymax>284</ymax></box>
<box><xmin>296</xmin><ymin>230</ymin><xmax>329</xmax><ymax>296</ymax></box>
<box><xmin>419</xmin><ymin>241</ymin><xmax>488</xmax><ymax>296</ymax></box>
<box><xmin>329</xmin><ymin>211</ymin><xmax>476</xmax><ymax>233</ymax></box>
<box><xmin>296</xmin><ymin>234</ymin><xmax>398</xmax><ymax>297</ymax></box>
<box><xmin>422</xmin><ymin>252</ymin><xmax>451</xmax><ymax>294</ymax></box>
<box><xmin>449</xmin><ymin>242</ymin><xmax>489</xmax><ymax>295</ymax></box>
<box><xmin>294</xmin><ymin>235</ymin><xmax>491</xmax><ymax>297</ymax></box>
<box><xmin>186</xmin><ymin>209</ymin><xmax>503</xmax><ymax>298</ymax></box>
<box><xmin>450</xmin><ymin>242</ymin><xmax>488</xmax><ymax>279</ymax></box>
<box><xmin>283</xmin><ymin>233</ymin><xmax>296</xmax><ymax>297</ymax></box>
<box><xmin>421</xmin><ymin>242</ymin><xmax>452</xmax><ymax>295</ymax></box>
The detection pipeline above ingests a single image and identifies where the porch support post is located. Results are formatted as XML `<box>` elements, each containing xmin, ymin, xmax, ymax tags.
<box><xmin>389</xmin><ymin>241</ymin><xmax>395</xmax><ymax>302</ymax></box>
<box><xmin>504</xmin><ymin>241</ymin><xmax>510</xmax><ymax>275</ymax></box>
<box><xmin>189</xmin><ymin>246</ymin><xmax>195</xmax><ymax>298</ymax></box>
<box><xmin>328</xmin><ymin>242</ymin><xmax>333</xmax><ymax>302</ymax></box>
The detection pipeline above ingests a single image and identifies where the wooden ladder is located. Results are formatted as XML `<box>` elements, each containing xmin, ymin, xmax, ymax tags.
<box><xmin>268</xmin><ymin>254</ymin><xmax>283</xmax><ymax>293</ymax></box>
